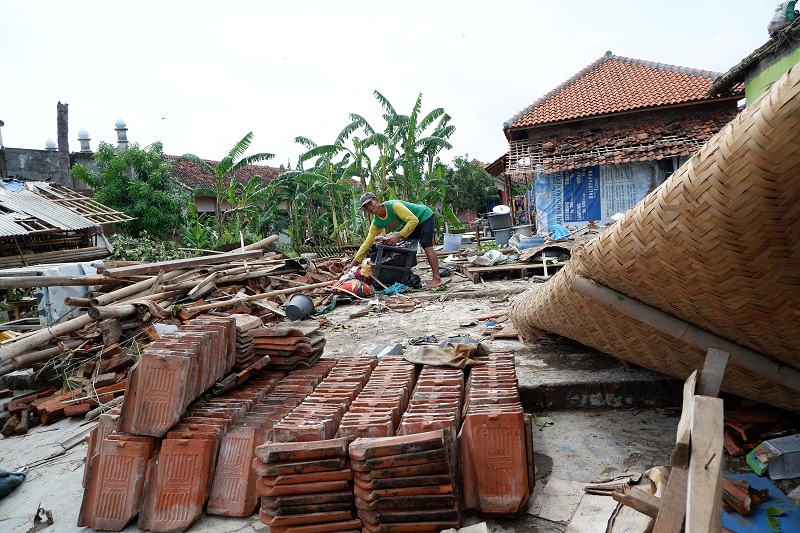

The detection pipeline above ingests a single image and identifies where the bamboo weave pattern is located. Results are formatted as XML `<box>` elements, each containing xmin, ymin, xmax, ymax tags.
<box><xmin>510</xmin><ymin>65</ymin><xmax>800</xmax><ymax>413</ymax></box>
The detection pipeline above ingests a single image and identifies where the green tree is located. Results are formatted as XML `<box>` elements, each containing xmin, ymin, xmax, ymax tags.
<box><xmin>181</xmin><ymin>132</ymin><xmax>274</xmax><ymax>240</ymax></box>
<box><xmin>71</xmin><ymin>141</ymin><xmax>188</xmax><ymax>238</ymax></box>
<box><xmin>444</xmin><ymin>155</ymin><xmax>497</xmax><ymax>215</ymax></box>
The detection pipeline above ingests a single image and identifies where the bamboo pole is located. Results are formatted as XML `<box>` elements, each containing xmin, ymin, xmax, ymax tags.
<box><xmin>570</xmin><ymin>275</ymin><xmax>800</xmax><ymax>392</ymax></box>
<box><xmin>181</xmin><ymin>280</ymin><xmax>336</xmax><ymax>314</ymax></box>
<box><xmin>0</xmin><ymin>314</ymin><xmax>95</xmax><ymax>365</ymax></box>
<box><xmin>10</xmin><ymin>339</ymin><xmax>88</xmax><ymax>370</ymax></box>
<box><xmin>0</xmin><ymin>275</ymin><xmax>118</xmax><ymax>290</ymax></box>
<box><xmin>64</xmin><ymin>297</ymin><xmax>92</xmax><ymax>307</ymax></box>
<box><xmin>88</xmin><ymin>270</ymin><xmax>186</xmax><ymax>307</ymax></box>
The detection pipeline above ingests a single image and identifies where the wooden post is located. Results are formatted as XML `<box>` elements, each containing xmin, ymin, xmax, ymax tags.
<box><xmin>686</xmin><ymin>396</ymin><xmax>724</xmax><ymax>533</ymax></box>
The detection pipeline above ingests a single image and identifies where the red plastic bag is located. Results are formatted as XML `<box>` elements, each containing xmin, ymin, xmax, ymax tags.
<box><xmin>332</xmin><ymin>279</ymin><xmax>375</xmax><ymax>297</ymax></box>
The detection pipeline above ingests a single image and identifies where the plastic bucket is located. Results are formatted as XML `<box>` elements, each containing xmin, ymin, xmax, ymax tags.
<box><xmin>285</xmin><ymin>293</ymin><xmax>314</xmax><ymax>321</ymax></box>
<box><xmin>512</xmin><ymin>225</ymin><xmax>534</xmax><ymax>238</ymax></box>
<box><xmin>443</xmin><ymin>233</ymin><xmax>461</xmax><ymax>252</ymax></box>
<box><xmin>494</xmin><ymin>228</ymin><xmax>512</xmax><ymax>246</ymax></box>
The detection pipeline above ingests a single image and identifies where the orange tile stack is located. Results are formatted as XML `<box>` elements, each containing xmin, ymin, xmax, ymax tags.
<box><xmin>350</xmin><ymin>430</ymin><xmax>460</xmax><ymax>532</ymax></box>
<box><xmin>271</xmin><ymin>356</ymin><xmax>378</xmax><ymax>442</ymax></box>
<box><xmin>230</xmin><ymin>313</ymin><xmax>264</xmax><ymax>370</ymax></box>
<box><xmin>458</xmin><ymin>353</ymin><xmax>534</xmax><ymax>515</ymax></box>
<box><xmin>337</xmin><ymin>355</ymin><xmax>416</xmax><ymax>439</ymax></box>
<box><xmin>79</xmin><ymin>432</ymin><xmax>157</xmax><ymax>531</ymax></box>
<box><xmin>253</xmin><ymin>322</ymin><xmax>327</xmax><ymax>371</ymax></box>
<box><xmin>116</xmin><ymin>315</ymin><xmax>235</xmax><ymax>437</ymax></box>
<box><xmin>255</xmin><ymin>437</ymin><xmax>360</xmax><ymax>533</ymax></box>
<box><xmin>207</xmin><ymin>363</ymin><xmax>336</xmax><ymax>518</ymax></box>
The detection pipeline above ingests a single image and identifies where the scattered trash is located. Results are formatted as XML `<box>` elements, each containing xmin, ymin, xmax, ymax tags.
<box><xmin>408</xmin><ymin>335</ymin><xmax>438</xmax><ymax>345</ymax></box>
<box><xmin>534</xmin><ymin>416</ymin><xmax>554</xmax><ymax>430</ymax></box>
<box><xmin>0</xmin><ymin>470</ymin><xmax>25</xmax><ymax>498</ymax></box>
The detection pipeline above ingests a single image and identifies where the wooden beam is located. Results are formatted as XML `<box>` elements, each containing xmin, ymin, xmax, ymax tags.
<box><xmin>670</xmin><ymin>370</ymin><xmax>697</xmax><ymax>469</ymax></box>
<box><xmin>686</xmin><ymin>395</ymin><xmax>724</xmax><ymax>533</ymax></box>
<box><xmin>613</xmin><ymin>486</ymin><xmax>661</xmax><ymax>518</ymax></box>
<box><xmin>0</xmin><ymin>275</ymin><xmax>118</xmax><ymax>289</ymax></box>
<box><xmin>697</xmin><ymin>348</ymin><xmax>729</xmax><ymax>397</ymax></box>
<box><xmin>652</xmin><ymin>467</ymin><xmax>688</xmax><ymax>533</ymax></box>
<box><xmin>103</xmin><ymin>250</ymin><xmax>264</xmax><ymax>277</ymax></box>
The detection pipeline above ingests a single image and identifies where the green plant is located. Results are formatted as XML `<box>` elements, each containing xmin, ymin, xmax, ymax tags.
<box><xmin>108</xmin><ymin>232</ymin><xmax>197</xmax><ymax>262</ymax></box>
<box><xmin>180</xmin><ymin>204</ymin><xmax>218</xmax><ymax>249</ymax></box>
<box><xmin>72</xmin><ymin>141</ymin><xmax>189</xmax><ymax>238</ymax></box>
<box><xmin>181</xmin><ymin>132</ymin><xmax>274</xmax><ymax>240</ymax></box>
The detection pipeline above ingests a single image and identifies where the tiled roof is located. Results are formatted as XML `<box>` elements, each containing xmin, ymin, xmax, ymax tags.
<box><xmin>505</xmin><ymin>52</ymin><xmax>725</xmax><ymax>129</ymax></box>
<box><xmin>164</xmin><ymin>155</ymin><xmax>280</xmax><ymax>191</ymax></box>
<box><xmin>505</xmin><ymin>103</ymin><xmax>741</xmax><ymax>181</ymax></box>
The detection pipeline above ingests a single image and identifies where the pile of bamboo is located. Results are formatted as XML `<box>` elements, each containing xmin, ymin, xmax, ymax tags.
<box><xmin>0</xmin><ymin>236</ymin><xmax>351</xmax><ymax>434</ymax></box>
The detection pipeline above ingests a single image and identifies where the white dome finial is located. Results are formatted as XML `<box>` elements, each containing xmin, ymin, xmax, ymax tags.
<box><xmin>115</xmin><ymin>117</ymin><xmax>127</xmax><ymax>129</ymax></box>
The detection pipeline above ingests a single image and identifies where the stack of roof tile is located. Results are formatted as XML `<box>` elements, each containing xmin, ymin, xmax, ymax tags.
<box><xmin>116</xmin><ymin>315</ymin><xmax>235</xmax><ymax>437</ymax></box>
<box><xmin>337</xmin><ymin>355</ymin><xmax>416</xmax><ymax>439</ymax></box>
<box><xmin>207</xmin><ymin>363</ymin><xmax>336</xmax><ymax>517</ymax></box>
<box><xmin>78</xmin><ymin>405</ymin><xmax>153</xmax><ymax>531</ymax></box>
<box><xmin>79</xmin><ymin>352</ymin><xmax>335</xmax><ymax>532</ymax></box>
<box><xmin>253</xmin><ymin>321</ymin><xmax>326</xmax><ymax>371</ymax></box>
<box><xmin>458</xmin><ymin>353</ymin><xmax>533</xmax><ymax>515</ymax></box>
<box><xmin>271</xmin><ymin>356</ymin><xmax>377</xmax><ymax>442</ymax></box>
<box><xmin>230</xmin><ymin>313</ymin><xmax>264</xmax><ymax>370</ymax></box>
<box><xmin>350</xmin><ymin>430</ymin><xmax>460</xmax><ymax>532</ymax></box>
<box><xmin>255</xmin><ymin>437</ymin><xmax>360</xmax><ymax>533</ymax></box>
<box><xmin>137</xmin><ymin>389</ymin><xmax>265</xmax><ymax>531</ymax></box>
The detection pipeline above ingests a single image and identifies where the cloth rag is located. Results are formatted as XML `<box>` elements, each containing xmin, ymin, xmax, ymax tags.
<box><xmin>403</xmin><ymin>342</ymin><xmax>488</xmax><ymax>368</ymax></box>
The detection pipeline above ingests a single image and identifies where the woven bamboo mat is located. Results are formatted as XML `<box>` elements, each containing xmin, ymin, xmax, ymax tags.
<box><xmin>510</xmin><ymin>65</ymin><xmax>800</xmax><ymax>413</ymax></box>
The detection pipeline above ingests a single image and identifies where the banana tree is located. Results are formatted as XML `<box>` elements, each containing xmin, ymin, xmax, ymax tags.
<box><xmin>181</xmin><ymin>132</ymin><xmax>274</xmax><ymax>237</ymax></box>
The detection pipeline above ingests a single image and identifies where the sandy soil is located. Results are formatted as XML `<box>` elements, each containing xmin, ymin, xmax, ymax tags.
<box><xmin>317</xmin><ymin>263</ymin><xmax>543</xmax><ymax>358</ymax></box>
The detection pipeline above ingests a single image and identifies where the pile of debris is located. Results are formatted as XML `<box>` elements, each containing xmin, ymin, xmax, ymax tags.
<box><xmin>0</xmin><ymin>237</ymin><xmax>353</xmax><ymax>436</ymax></box>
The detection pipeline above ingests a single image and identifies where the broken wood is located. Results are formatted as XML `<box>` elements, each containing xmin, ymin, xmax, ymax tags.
<box><xmin>103</xmin><ymin>250</ymin><xmax>264</xmax><ymax>277</ymax></box>
<box><xmin>613</xmin><ymin>486</ymin><xmax>662</xmax><ymax>518</ymax></box>
<box><xmin>181</xmin><ymin>280</ymin><xmax>337</xmax><ymax>314</ymax></box>
<box><xmin>686</xmin><ymin>395</ymin><xmax>724</xmax><ymax>533</ymax></box>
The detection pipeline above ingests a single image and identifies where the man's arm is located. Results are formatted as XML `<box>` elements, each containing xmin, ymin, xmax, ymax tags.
<box><xmin>352</xmin><ymin>224</ymin><xmax>383</xmax><ymax>264</ymax></box>
<box><xmin>392</xmin><ymin>202</ymin><xmax>419</xmax><ymax>238</ymax></box>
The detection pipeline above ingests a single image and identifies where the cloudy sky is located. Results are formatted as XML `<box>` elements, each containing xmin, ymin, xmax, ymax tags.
<box><xmin>1</xmin><ymin>1</ymin><xmax>772</xmax><ymax>168</ymax></box>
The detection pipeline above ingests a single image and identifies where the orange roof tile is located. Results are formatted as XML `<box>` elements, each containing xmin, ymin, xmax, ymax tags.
<box><xmin>163</xmin><ymin>154</ymin><xmax>280</xmax><ymax>191</ymax></box>
<box><xmin>505</xmin><ymin>52</ymin><xmax>724</xmax><ymax>129</ymax></box>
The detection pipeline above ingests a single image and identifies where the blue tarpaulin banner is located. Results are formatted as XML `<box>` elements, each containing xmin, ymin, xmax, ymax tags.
<box><xmin>535</xmin><ymin>163</ymin><xmax>662</xmax><ymax>235</ymax></box>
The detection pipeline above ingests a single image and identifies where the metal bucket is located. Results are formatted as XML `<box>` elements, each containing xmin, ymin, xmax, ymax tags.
<box><xmin>493</xmin><ymin>228</ymin><xmax>512</xmax><ymax>246</ymax></box>
<box><xmin>512</xmin><ymin>225</ymin><xmax>534</xmax><ymax>238</ymax></box>
<box><xmin>488</xmin><ymin>213</ymin><xmax>512</xmax><ymax>230</ymax></box>
<box><xmin>285</xmin><ymin>293</ymin><xmax>314</xmax><ymax>321</ymax></box>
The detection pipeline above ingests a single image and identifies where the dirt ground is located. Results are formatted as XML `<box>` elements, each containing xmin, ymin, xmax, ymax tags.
<box><xmin>316</xmin><ymin>259</ymin><xmax>541</xmax><ymax>358</ymax></box>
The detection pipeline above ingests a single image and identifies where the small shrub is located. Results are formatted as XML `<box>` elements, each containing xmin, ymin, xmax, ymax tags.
<box><xmin>108</xmin><ymin>232</ymin><xmax>198</xmax><ymax>262</ymax></box>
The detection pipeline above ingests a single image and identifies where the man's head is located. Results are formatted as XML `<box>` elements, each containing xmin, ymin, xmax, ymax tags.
<box><xmin>360</xmin><ymin>191</ymin><xmax>377</xmax><ymax>207</ymax></box>
<box><xmin>360</xmin><ymin>191</ymin><xmax>382</xmax><ymax>214</ymax></box>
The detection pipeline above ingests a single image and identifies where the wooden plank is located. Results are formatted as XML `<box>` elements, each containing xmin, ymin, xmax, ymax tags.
<box><xmin>612</xmin><ymin>486</ymin><xmax>661</xmax><ymax>518</ymax></box>
<box><xmin>670</xmin><ymin>370</ymin><xmax>697</xmax><ymax>469</ymax></box>
<box><xmin>103</xmin><ymin>250</ymin><xmax>264</xmax><ymax>277</ymax></box>
<box><xmin>686</xmin><ymin>395</ymin><xmax>724</xmax><ymax>533</ymax></box>
<box><xmin>652</xmin><ymin>467</ymin><xmax>688</xmax><ymax>533</ymax></box>
<box><xmin>696</xmin><ymin>348</ymin><xmax>729</xmax><ymax>397</ymax></box>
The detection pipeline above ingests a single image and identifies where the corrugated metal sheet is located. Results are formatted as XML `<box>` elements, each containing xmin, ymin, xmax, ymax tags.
<box><xmin>0</xmin><ymin>214</ymin><xmax>30</xmax><ymax>237</ymax></box>
<box><xmin>0</xmin><ymin>188</ymin><xmax>96</xmax><ymax>231</ymax></box>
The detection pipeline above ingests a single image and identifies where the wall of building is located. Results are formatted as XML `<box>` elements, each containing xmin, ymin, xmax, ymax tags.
<box><xmin>0</xmin><ymin>148</ymin><xmax>96</xmax><ymax>190</ymax></box>
<box><xmin>0</xmin><ymin>148</ymin><xmax>61</xmax><ymax>182</ymax></box>
<box><xmin>746</xmin><ymin>47</ymin><xmax>800</xmax><ymax>104</ymax></box>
